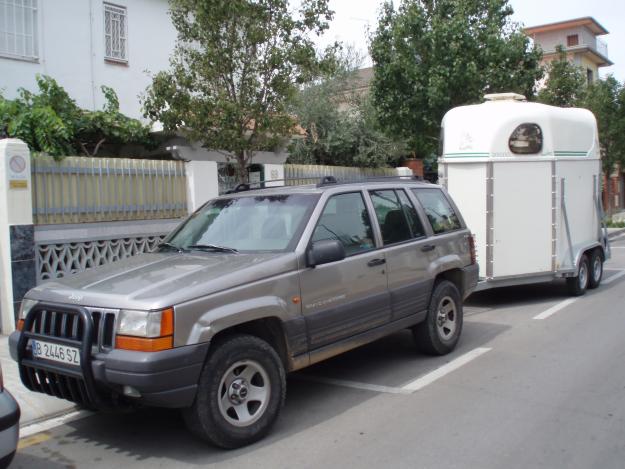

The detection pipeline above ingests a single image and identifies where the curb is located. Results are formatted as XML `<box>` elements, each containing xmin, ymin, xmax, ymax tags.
<box><xmin>19</xmin><ymin>405</ymin><xmax>80</xmax><ymax>429</ymax></box>
<box><xmin>608</xmin><ymin>228</ymin><xmax>625</xmax><ymax>239</ymax></box>
<box><xmin>20</xmin><ymin>409</ymin><xmax>93</xmax><ymax>439</ymax></box>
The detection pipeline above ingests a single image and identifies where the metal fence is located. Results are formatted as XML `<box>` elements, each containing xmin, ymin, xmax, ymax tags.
<box><xmin>284</xmin><ymin>164</ymin><xmax>397</xmax><ymax>185</ymax></box>
<box><xmin>31</xmin><ymin>156</ymin><xmax>188</xmax><ymax>225</ymax></box>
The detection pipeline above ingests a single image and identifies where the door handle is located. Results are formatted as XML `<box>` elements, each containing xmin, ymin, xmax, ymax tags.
<box><xmin>421</xmin><ymin>244</ymin><xmax>436</xmax><ymax>252</ymax></box>
<box><xmin>367</xmin><ymin>258</ymin><xmax>386</xmax><ymax>267</ymax></box>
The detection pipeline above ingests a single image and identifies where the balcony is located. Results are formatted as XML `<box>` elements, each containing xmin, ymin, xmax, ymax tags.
<box><xmin>596</xmin><ymin>38</ymin><xmax>609</xmax><ymax>59</ymax></box>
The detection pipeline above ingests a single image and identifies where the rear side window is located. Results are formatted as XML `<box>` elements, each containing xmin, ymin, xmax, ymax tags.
<box><xmin>412</xmin><ymin>189</ymin><xmax>462</xmax><ymax>234</ymax></box>
<box><xmin>396</xmin><ymin>190</ymin><xmax>425</xmax><ymax>238</ymax></box>
<box><xmin>311</xmin><ymin>192</ymin><xmax>375</xmax><ymax>256</ymax></box>
<box><xmin>370</xmin><ymin>190</ymin><xmax>412</xmax><ymax>245</ymax></box>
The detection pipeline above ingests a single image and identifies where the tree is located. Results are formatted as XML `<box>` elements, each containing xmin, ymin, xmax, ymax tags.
<box><xmin>288</xmin><ymin>48</ymin><xmax>408</xmax><ymax>167</ymax></box>
<box><xmin>143</xmin><ymin>0</ymin><xmax>339</xmax><ymax>183</ymax></box>
<box><xmin>0</xmin><ymin>75</ymin><xmax>154</xmax><ymax>158</ymax></box>
<box><xmin>369</xmin><ymin>0</ymin><xmax>543</xmax><ymax>158</ymax></box>
<box><xmin>583</xmin><ymin>76</ymin><xmax>625</xmax><ymax>214</ymax></box>
<box><xmin>537</xmin><ymin>46</ymin><xmax>587</xmax><ymax>107</ymax></box>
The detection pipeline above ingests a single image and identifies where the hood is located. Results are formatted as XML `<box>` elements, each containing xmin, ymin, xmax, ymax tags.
<box><xmin>27</xmin><ymin>251</ymin><xmax>298</xmax><ymax>310</ymax></box>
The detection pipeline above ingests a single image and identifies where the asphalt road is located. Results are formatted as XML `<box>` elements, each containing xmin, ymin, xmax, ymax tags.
<box><xmin>14</xmin><ymin>234</ymin><xmax>625</xmax><ymax>469</ymax></box>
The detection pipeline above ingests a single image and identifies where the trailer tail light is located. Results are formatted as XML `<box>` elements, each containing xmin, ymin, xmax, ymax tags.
<box><xmin>468</xmin><ymin>234</ymin><xmax>477</xmax><ymax>265</ymax></box>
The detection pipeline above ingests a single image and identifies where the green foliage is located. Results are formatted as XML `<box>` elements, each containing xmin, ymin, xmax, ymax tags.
<box><xmin>288</xmin><ymin>48</ymin><xmax>407</xmax><ymax>167</ymax></box>
<box><xmin>370</xmin><ymin>0</ymin><xmax>543</xmax><ymax>157</ymax></box>
<box><xmin>0</xmin><ymin>75</ymin><xmax>154</xmax><ymax>158</ymax></box>
<box><xmin>0</xmin><ymin>75</ymin><xmax>78</xmax><ymax>156</ymax></box>
<box><xmin>289</xmin><ymin>93</ymin><xmax>408</xmax><ymax>167</ymax></box>
<box><xmin>537</xmin><ymin>46</ymin><xmax>587</xmax><ymax>107</ymax></box>
<box><xmin>606</xmin><ymin>219</ymin><xmax>625</xmax><ymax>228</ymax></box>
<box><xmin>143</xmin><ymin>0</ymin><xmax>339</xmax><ymax>182</ymax></box>
<box><xmin>583</xmin><ymin>76</ymin><xmax>625</xmax><ymax>177</ymax></box>
<box><xmin>76</xmin><ymin>86</ymin><xmax>154</xmax><ymax>156</ymax></box>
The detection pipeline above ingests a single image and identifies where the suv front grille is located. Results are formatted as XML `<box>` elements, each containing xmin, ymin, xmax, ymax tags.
<box><xmin>19</xmin><ymin>304</ymin><xmax>119</xmax><ymax>407</ymax></box>
<box><xmin>27</xmin><ymin>306</ymin><xmax>118</xmax><ymax>351</ymax></box>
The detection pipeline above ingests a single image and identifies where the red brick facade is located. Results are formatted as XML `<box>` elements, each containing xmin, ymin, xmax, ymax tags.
<box><xmin>603</xmin><ymin>170</ymin><xmax>625</xmax><ymax>213</ymax></box>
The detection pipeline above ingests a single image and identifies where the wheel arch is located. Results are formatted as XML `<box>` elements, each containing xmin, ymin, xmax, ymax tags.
<box><xmin>209</xmin><ymin>317</ymin><xmax>292</xmax><ymax>371</ymax></box>
<box><xmin>434</xmin><ymin>268</ymin><xmax>464</xmax><ymax>296</ymax></box>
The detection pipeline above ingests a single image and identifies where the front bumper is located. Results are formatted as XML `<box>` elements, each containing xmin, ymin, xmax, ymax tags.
<box><xmin>10</xmin><ymin>330</ymin><xmax>209</xmax><ymax>409</ymax></box>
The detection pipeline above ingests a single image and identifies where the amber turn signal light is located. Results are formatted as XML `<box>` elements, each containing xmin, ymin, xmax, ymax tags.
<box><xmin>115</xmin><ymin>335</ymin><xmax>173</xmax><ymax>352</ymax></box>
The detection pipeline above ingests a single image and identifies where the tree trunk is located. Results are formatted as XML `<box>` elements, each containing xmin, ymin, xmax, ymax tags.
<box><xmin>235</xmin><ymin>151</ymin><xmax>249</xmax><ymax>184</ymax></box>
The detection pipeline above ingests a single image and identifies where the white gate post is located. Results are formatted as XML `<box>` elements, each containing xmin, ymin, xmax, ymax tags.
<box><xmin>263</xmin><ymin>164</ymin><xmax>285</xmax><ymax>187</ymax></box>
<box><xmin>185</xmin><ymin>160</ymin><xmax>219</xmax><ymax>213</ymax></box>
<box><xmin>0</xmin><ymin>139</ymin><xmax>35</xmax><ymax>333</ymax></box>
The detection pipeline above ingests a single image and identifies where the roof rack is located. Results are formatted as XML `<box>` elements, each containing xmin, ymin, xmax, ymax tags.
<box><xmin>224</xmin><ymin>174</ymin><xmax>426</xmax><ymax>193</ymax></box>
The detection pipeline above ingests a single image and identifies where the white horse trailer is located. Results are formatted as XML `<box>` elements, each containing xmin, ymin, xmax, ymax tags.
<box><xmin>439</xmin><ymin>93</ymin><xmax>610</xmax><ymax>295</ymax></box>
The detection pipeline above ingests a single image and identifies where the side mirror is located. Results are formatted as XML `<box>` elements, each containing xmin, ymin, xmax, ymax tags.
<box><xmin>307</xmin><ymin>239</ymin><xmax>346</xmax><ymax>267</ymax></box>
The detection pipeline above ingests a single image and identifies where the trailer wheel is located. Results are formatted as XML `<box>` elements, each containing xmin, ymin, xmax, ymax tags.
<box><xmin>588</xmin><ymin>250</ymin><xmax>603</xmax><ymax>289</ymax></box>
<box><xmin>566</xmin><ymin>255</ymin><xmax>589</xmax><ymax>296</ymax></box>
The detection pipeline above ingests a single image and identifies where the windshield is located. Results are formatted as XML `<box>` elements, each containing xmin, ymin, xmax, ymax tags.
<box><xmin>165</xmin><ymin>194</ymin><xmax>318</xmax><ymax>253</ymax></box>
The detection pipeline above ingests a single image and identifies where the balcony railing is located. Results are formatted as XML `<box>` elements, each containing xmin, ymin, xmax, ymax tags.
<box><xmin>596</xmin><ymin>38</ymin><xmax>609</xmax><ymax>58</ymax></box>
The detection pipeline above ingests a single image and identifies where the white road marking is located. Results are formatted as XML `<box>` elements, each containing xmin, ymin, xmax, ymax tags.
<box><xmin>610</xmin><ymin>246</ymin><xmax>625</xmax><ymax>249</ymax></box>
<box><xmin>400</xmin><ymin>347</ymin><xmax>492</xmax><ymax>392</ymax></box>
<box><xmin>297</xmin><ymin>375</ymin><xmax>412</xmax><ymax>395</ymax></box>
<box><xmin>603</xmin><ymin>270</ymin><xmax>625</xmax><ymax>285</ymax></box>
<box><xmin>533</xmin><ymin>298</ymin><xmax>578</xmax><ymax>320</ymax></box>
<box><xmin>298</xmin><ymin>347</ymin><xmax>492</xmax><ymax>395</ymax></box>
<box><xmin>20</xmin><ymin>410</ymin><xmax>92</xmax><ymax>439</ymax></box>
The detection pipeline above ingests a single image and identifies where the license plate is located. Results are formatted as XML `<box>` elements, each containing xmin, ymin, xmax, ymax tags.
<box><xmin>31</xmin><ymin>340</ymin><xmax>81</xmax><ymax>366</ymax></box>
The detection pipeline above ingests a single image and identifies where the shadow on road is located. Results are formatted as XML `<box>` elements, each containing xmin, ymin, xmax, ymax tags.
<box><xmin>14</xmin><ymin>321</ymin><xmax>509</xmax><ymax>466</ymax></box>
<box><xmin>466</xmin><ymin>280</ymin><xmax>573</xmax><ymax>311</ymax></box>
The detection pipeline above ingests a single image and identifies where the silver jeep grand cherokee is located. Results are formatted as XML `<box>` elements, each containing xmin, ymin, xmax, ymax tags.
<box><xmin>11</xmin><ymin>177</ymin><xmax>478</xmax><ymax>448</ymax></box>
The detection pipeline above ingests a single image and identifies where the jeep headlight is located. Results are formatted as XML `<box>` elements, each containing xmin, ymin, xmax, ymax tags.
<box><xmin>19</xmin><ymin>299</ymin><xmax>38</xmax><ymax>319</ymax></box>
<box><xmin>17</xmin><ymin>299</ymin><xmax>38</xmax><ymax>331</ymax></box>
<box><xmin>116</xmin><ymin>308</ymin><xmax>174</xmax><ymax>352</ymax></box>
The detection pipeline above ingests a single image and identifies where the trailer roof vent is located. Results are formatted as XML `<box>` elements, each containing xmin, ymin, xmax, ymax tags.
<box><xmin>484</xmin><ymin>93</ymin><xmax>527</xmax><ymax>102</ymax></box>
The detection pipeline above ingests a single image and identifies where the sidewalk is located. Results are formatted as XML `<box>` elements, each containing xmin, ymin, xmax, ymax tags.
<box><xmin>3</xmin><ymin>226</ymin><xmax>625</xmax><ymax>428</ymax></box>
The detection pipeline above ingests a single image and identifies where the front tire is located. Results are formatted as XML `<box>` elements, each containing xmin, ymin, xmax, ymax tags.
<box><xmin>183</xmin><ymin>334</ymin><xmax>286</xmax><ymax>449</ymax></box>
<box><xmin>587</xmin><ymin>250</ymin><xmax>604</xmax><ymax>289</ymax></box>
<box><xmin>413</xmin><ymin>280</ymin><xmax>463</xmax><ymax>355</ymax></box>
<box><xmin>567</xmin><ymin>255</ymin><xmax>589</xmax><ymax>296</ymax></box>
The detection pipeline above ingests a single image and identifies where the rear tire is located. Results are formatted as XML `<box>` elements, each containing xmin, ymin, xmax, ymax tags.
<box><xmin>413</xmin><ymin>280</ymin><xmax>463</xmax><ymax>355</ymax></box>
<box><xmin>587</xmin><ymin>250</ymin><xmax>603</xmax><ymax>289</ymax></box>
<box><xmin>183</xmin><ymin>334</ymin><xmax>286</xmax><ymax>449</ymax></box>
<box><xmin>566</xmin><ymin>255</ymin><xmax>589</xmax><ymax>296</ymax></box>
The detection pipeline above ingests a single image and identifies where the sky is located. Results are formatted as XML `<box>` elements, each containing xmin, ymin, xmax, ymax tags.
<box><xmin>312</xmin><ymin>0</ymin><xmax>625</xmax><ymax>81</ymax></box>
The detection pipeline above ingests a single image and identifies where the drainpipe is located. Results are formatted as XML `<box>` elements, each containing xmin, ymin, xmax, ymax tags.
<box><xmin>88</xmin><ymin>0</ymin><xmax>97</xmax><ymax>110</ymax></box>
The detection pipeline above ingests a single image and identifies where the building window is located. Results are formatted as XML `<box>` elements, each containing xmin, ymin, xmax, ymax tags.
<box><xmin>567</xmin><ymin>34</ymin><xmax>579</xmax><ymax>47</ymax></box>
<box><xmin>104</xmin><ymin>3</ymin><xmax>127</xmax><ymax>63</ymax></box>
<box><xmin>0</xmin><ymin>0</ymin><xmax>38</xmax><ymax>61</ymax></box>
<box><xmin>587</xmin><ymin>68</ymin><xmax>594</xmax><ymax>85</ymax></box>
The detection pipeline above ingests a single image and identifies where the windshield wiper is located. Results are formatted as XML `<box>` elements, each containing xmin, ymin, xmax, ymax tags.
<box><xmin>158</xmin><ymin>242</ymin><xmax>187</xmax><ymax>253</ymax></box>
<box><xmin>188</xmin><ymin>244</ymin><xmax>239</xmax><ymax>254</ymax></box>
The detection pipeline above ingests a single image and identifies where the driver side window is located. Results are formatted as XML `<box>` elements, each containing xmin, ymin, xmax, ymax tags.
<box><xmin>311</xmin><ymin>192</ymin><xmax>375</xmax><ymax>256</ymax></box>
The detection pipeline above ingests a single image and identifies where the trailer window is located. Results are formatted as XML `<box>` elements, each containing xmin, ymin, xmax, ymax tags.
<box><xmin>509</xmin><ymin>123</ymin><xmax>542</xmax><ymax>154</ymax></box>
<box><xmin>412</xmin><ymin>189</ymin><xmax>461</xmax><ymax>234</ymax></box>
